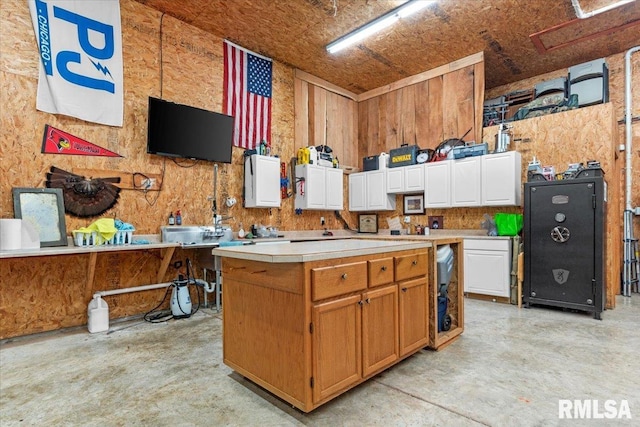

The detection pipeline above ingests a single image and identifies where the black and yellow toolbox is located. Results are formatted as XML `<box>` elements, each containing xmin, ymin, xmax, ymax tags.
<box><xmin>389</xmin><ymin>144</ymin><xmax>418</xmax><ymax>168</ymax></box>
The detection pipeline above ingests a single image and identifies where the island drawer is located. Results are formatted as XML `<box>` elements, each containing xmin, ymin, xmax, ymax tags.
<box><xmin>311</xmin><ymin>262</ymin><xmax>367</xmax><ymax>301</ymax></box>
<box><xmin>368</xmin><ymin>257</ymin><xmax>395</xmax><ymax>287</ymax></box>
<box><xmin>394</xmin><ymin>253</ymin><xmax>428</xmax><ymax>281</ymax></box>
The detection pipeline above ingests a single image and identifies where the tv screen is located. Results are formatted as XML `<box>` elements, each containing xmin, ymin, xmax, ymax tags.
<box><xmin>147</xmin><ymin>97</ymin><xmax>234</xmax><ymax>163</ymax></box>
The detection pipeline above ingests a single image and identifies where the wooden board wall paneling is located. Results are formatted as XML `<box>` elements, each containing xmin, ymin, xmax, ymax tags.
<box><xmin>413</xmin><ymin>80</ymin><xmax>431</xmax><ymax>148</ymax></box>
<box><xmin>311</xmin><ymin>85</ymin><xmax>327</xmax><ymax>147</ymax></box>
<box><xmin>473</xmin><ymin>62</ymin><xmax>486</xmax><ymax>145</ymax></box>
<box><xmin>428</xmin><ymin>76</ymin><xmax>445</xmax><ymax>147</ymax></box>
<box><xmin>294</xmin><ymin>77</ymin><xmax>309</xmax><ymax>151</ymax></box>
<box><xmin>401</xmin><ymin>85</ymin><xmax>417</xmax><ymax>147</ymax></box>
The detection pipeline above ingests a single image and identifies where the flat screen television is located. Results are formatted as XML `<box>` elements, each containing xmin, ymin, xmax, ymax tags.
<box><xmin>147</xmin><ymin>97</ymin><xmax>234</xmax><ymax>163</ymax></box>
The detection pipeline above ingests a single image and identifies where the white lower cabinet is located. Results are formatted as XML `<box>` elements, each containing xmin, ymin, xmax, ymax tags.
<box><xmin>349</xmin><ymin>170</ymin><xmax>396</xmax><ymax>211</ymax></box>
<box><xmin>463</xmin><ymin>238</ymin><xmax>511</xmax><ymax>298</ymax></box>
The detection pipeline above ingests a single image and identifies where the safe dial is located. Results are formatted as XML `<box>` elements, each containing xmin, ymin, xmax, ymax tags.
<box><xmin>551</xmin><ymin>226</ymin><xmax>570</xmax><ymax>243</ymax></box>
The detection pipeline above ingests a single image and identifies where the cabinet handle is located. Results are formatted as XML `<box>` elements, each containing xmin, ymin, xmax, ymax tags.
<box><xmin>358</xmin><ymin>300</ymin><xmax>364</xmax><ymax>306</ymax></box>
<box><xmin>381</xmin><ymin>266</ymin><xmax>387</xmax><ymax>271</ymax></box>
<box><xmin>341</xmin><ymin>273</ymin><xmax>348</xmax><ymax>280</ymax></box>
<box><xmin>412</xmin><ymin>260</ymin><xmax>418</xmax><ymax>266</ymax></box>
<box><xmin>402</xmin><ymin>287</ymin><xmax>407</xmax><ymax>292</ymax></box>
<box><xmin>365</xmin><ymin>298</ymin><xmax>370</xmax><ymax>304</ymax></box>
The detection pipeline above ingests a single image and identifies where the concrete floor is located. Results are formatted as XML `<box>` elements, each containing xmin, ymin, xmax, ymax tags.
<box><xmin>1</xmin><ymin>295</ymin><xmax>638</xmax><ymax>426</ymax></box>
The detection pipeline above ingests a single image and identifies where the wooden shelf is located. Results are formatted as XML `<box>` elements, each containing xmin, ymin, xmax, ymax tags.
<box><xmin>428</xmin><ymin>238</ymin><xmax>464</xmax><ymax>350</ymax></box>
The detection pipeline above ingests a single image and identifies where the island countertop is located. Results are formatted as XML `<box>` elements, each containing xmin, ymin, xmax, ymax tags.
<box><xmin>210</xmin><ymin>238</ymin><xmax>431</xmax><ymax>263</ymax></box>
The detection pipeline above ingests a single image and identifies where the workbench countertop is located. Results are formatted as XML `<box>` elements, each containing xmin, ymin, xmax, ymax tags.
<box><xmin>211</xmin><ymin>238</ymin><xmax>431</xmax><ymax>263</ymax></box>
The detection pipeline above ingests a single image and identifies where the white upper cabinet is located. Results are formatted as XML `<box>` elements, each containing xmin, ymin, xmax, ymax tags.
<box><xmin>295</xmin><ymin>164</ymin><xmax>344</xmax><ymax>211</ymax></box>
<box><xmin>424</xmin><ymin>161</ymin><xmax>451</xmax><ymax>208</ymax></box>
<box><xmin>451</xmin><ymin>157</ymin><xmax>482</xmax><ymax>207</ymax></box>
<box><xmin>349</xmin><ymin>170</ymin><xmax>396</xmax><ymax>212</ymax></box>
<box><xmin>244</xmin><ymin>155</ymin><xmax>281</xmax><ymax>208</ymax></box>
<box><xmin>386</xmin><ymin>164</ymin><xmax>425</xmax><ymax>194</ymax></box>
<box><xmin>481</xmin><ymin>151</ymin><xmax>522</xmax><ymax>206</ymax></box>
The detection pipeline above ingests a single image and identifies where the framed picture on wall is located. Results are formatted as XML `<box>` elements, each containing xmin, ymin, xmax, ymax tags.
<box><xmin>403</xmin><ymin>194</ymin><xmax>424</xmax><ymax>215</ymax></box>
<box><xmin>12</xmin><ymin>187</ymin><xmax>68</xmax><ymax>247</ymax></box>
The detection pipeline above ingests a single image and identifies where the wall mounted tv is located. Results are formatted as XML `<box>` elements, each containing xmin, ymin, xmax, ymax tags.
<box><xmin>147</xmin><ymin>96</ymin><xmax>234</xmax><ymax>163</ymax></box>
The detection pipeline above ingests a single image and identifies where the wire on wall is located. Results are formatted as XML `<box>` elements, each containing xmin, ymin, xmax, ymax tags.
<box><xmin>159</xmin><ymin>12</ymin><xmax>165</xmax><ymax>99</ymax></box>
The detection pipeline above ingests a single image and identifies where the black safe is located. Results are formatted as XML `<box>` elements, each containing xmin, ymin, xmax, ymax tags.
<box><xmin>523</xmin><ymin>173</ymin><xmax>606</xmax><ymax>319</ymax></box>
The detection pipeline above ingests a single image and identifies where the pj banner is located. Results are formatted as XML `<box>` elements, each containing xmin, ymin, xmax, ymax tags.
<box><xmin>29</xmin><ymin>0</ymin><xmax>123</xmax><ymax>127</ymax></box>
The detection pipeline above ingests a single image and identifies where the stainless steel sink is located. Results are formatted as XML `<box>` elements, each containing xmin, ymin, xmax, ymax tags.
<box><xmin>161</xmin><ymin>226</ymin><xmax>232</xmax><ymax>245</ymax></box>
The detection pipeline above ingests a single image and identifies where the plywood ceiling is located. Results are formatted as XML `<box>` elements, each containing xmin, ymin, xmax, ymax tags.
<box><xmin>134</xmin><ymin>0</ymin><xmax>640</xmax><ymax>93</ymax></box>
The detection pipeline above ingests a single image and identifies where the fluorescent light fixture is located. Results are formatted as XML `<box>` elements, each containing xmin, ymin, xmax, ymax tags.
<box><xmin>327</xmin><ymin>0</ymin><xmax>435</xmax><ymax>54</ymax></box>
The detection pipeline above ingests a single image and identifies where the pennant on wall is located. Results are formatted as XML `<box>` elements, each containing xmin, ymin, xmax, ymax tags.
<box><xmin>223</xmin><ymin>40</ymin><xmax>273</xmax><ymax>149</ymax></box>
<box><xmin>41</xmin><ymin>125</ymin><xmax>122</xmax><ymax>157</ymax></box>
<box><xmin>28</xmin><ymin>0</ymin><xmax>124</xmax><ymax>127</ymax></box>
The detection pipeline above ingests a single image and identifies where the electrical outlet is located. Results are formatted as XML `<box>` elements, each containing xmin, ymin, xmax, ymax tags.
<box><xmin>320</xmin><ymin>216</ymin><xmax>325</xmax><ymax>226</ymax></box>
<box><xmin>141</xmin><ymin>178</ymin><xmax>155</xmax><ymax>190</ymax></box>
<box><xmin>404</xmin><ymin>216</ymin><xmax>411</xmax><ymax>223</ymax></box>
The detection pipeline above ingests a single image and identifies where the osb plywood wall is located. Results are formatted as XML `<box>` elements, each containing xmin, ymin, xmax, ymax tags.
<box><xmin>484</xmin><ymin>103</ymin><xmax>620</xmax><ymax>309</ymax></box>
<box><xmin>486</xmin><ymin>50</ymin><xmax>640</xmax><ymax>238</ymax></box>
<box><xmin>0</xmin><ymin>0</ymin><xmax>307</xmax><ymax>339</ymax></box>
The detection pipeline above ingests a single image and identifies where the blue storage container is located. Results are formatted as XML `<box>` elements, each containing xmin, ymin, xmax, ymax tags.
<box><xmin>452</xmin><ymin>142</ymin><xmax>488</xmax><ymax>159</ymax></box>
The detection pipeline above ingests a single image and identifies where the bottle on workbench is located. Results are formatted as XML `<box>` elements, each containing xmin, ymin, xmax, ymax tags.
<box><xmin>168</xmin><ymin>212</ymin><xmax>175</xmax><ymax>225</ymax></box>
<box><xmin>176</xmin><ymin>210</ymin><xmax>182</xmax><ymax>225</ymax></box>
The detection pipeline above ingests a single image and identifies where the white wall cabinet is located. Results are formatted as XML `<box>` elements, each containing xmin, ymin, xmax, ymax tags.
<box><xmin>294</xmin><ymin>164</ymin><xmax>343</xmax><ymax>211</ymax></box>
<box><xmin>424</xmin><ymin>161</ymin><xmax>451</xmax><ymax>208</ymax></box>
<box><xmin>244</xmin><ymin>155</ymin><xmax>281</xmax><ymax>208</ymax></box>
<box><xmin>349</xmin><ymin>170</ymin><xmax>396</xmax><ymax>211</ymax></box>
<box><xmin>451</xmin><ymin>156</ymin><xmax>482</xmax><ymax>207</ymax></box>
<box><xmin>463</xmin><ymin>238</ymin><xmax>511</xmax><ymax>298</ymax></box>
<box><xmin>386</xmin><ymin>164</ymin><xmax>425</xmax><ymax>194</ymax></box>
<box><xmin>481</xmin><ymin>151</ymin><xmax>522</xmax><ymax>206</ymax></box>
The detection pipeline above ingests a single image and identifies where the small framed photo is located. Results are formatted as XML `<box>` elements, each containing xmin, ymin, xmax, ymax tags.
<box><xmin>358</xmin><ymin>214</ymin><xmax>378</xmax><ymax>233</ymax></box>
<box><xmin>12</xmin><ymin>187</ymin><xmax>68</xmax><ymax>247</ymax></box>
<box><xmin>403</xmin><ymin>194</ymin><xmax>424</xmax><ymax>215</ymax></box>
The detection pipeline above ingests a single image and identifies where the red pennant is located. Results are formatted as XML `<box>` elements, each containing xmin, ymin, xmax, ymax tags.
<box><xmin>41</xmin><ymin>125</ymin><xmax>123</xmax><ymax>157</ymax></box>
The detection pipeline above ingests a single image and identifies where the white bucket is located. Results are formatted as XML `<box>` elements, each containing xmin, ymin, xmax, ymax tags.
<box><xmin>88</xmin><ymin>295</ymin><xmax>109</xmax><ymax>333</ymax></box>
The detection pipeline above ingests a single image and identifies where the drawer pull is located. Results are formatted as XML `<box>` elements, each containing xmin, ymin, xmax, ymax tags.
<box><xmin>402</xmin><ymin>287</ymin><xmax>407</xmax><ymax>292</ymax></box>
<box><xmin>412</xmin><ymin>260</ymin><xmax>418</xmax><ymax>266</ymax></box>
<box><xmin>341</xmin><ymin>273</ymin><xmax>348</xmax><ymax>280</ymax></box>
<box><xmin>381</xmin><ymin>266</ymin><xmax>387</xmax><ymax>271</ymax></box>
<box><xmin>365</xmin><ymin>298</ymin><xmax>370</xmax><ymax>304</ymax></box>
<box><xmin>358</xmin><ymin>300</ymin><xmax>364</xmax><ymax>306</ymax></box>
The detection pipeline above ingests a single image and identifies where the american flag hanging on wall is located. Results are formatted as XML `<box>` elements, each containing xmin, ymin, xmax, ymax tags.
<box><xmin>223</xmin><ymin>40</ymin><xmax>272</xmax><ymax>149</ymax></box>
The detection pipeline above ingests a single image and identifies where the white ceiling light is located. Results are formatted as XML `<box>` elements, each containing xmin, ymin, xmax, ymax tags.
<box><xmin>326</xmin><ymin>0</ymin><xmax>435</xmax><ymax>54</ymax></box>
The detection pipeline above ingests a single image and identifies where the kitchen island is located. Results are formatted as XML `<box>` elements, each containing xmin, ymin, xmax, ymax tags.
<box><xmin>212</xmin><ymin>238</ymin><xmax>461</xmax><ymax>412</ymax></box>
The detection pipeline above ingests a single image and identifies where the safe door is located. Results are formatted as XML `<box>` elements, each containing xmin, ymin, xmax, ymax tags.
<box><xmin>527</xmin><ymin>181</ymin><xmax>596</xmax><ymax>306</ymax></box>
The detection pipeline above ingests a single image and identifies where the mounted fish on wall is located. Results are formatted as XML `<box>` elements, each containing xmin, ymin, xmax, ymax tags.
<box><xmin>46</xmin><ymin>167</ymin><xmax>121</xmax><ymax>218</ymax></box>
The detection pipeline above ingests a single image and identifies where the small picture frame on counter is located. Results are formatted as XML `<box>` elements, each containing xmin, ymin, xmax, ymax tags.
<box><xmin>403</xmin><ymin>194</ymin><xmax>424</xmax><ymax>215</ymax></box>
<box><xmin>358</xmin><ymin>214</ymin><xmax>378</xmax><ymax>233</ymax></box>
<box><xmin>12</xmin><ymin>187</ymin><xmax>68</xmax><ymax>247</ymax></box>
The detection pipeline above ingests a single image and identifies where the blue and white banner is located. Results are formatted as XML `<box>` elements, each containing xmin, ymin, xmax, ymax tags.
<box><xmin>29</xmin><ymin>0</ymin><xmax>123</xmax><ymax>127</ymax></box>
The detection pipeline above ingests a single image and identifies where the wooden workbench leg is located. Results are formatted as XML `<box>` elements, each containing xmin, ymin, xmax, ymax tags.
<box><xmin>157</xmin><ymin>247</ymin><xmax>176</xmax><ymax>283</ymax></box>
<box><xmin>85</xmin><ymin>251</ymin><xmax>98</xmax><ymax>302</ymax></box>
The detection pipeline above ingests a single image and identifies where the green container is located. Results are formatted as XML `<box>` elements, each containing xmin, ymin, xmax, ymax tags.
<box><xmin>494</xmin><ymin>213</ymin><xmax>523</xmax><ymax>236</ymax></box>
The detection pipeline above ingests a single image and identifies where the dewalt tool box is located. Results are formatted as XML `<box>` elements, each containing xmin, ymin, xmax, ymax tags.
<box><xmin>389</xmin><ymin>145</ymin><xmax>418</xmax><ymax>168</ymax></box>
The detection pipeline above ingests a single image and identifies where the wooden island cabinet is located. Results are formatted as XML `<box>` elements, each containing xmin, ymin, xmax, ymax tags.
<box><xmin>212</xmin><ymin>239</ymin><xmax>432</xmax><ymax>412</ymax></box>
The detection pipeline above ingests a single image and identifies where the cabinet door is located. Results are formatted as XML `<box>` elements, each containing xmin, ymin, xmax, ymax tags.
<box><xmin>325</xmin><ymin>168</ymin><xmax>344</xmax><ymax>210</ymax></box>
<box><xmin>464</xmin><ymin>248</ymin><xmax>511</xmax><ymax>297</ymax></box>
<box><xmin>404</xmin><ymin>164</ymin><xmax>425</xmax><ymax>193</ymax></box>
<box><xmin>255</xmin><ymin>156</ymin><xmax>281</xmax><ymax>207</ymax></box>
<box><xmin>386</xmin><ymin>168</ymin><xmax>404</xmax><ymax>193</ymax></box>
<box><xmin>451</xmin><ymin>157</ymin><xmax>482</xmax><ymax>207</ymax></box>
<box><xmin>481</xmin><ymin>151</ymin><xmax>522</xmax><ymax>206</ymax></box>
<box><xmin>362</xmin><ymin>285</ymin><xmax>398</xmax><ymax>377</ymax></box>
<box><xmin>398</xmin><ymin>278</ymin><xmax>429</xmax><ymax>356</ymax></box>
<box><xmin>348</xmin><ymin>173</ymin><xmax>367</xmax><ymax>211</ymax></box>
<box><xmin>307</xmin><ymin>166</ymin><xmax>327</xmax><ymax>209</ymax></box>
<box><xmin>366</xmin><ymin>170</ymin><xmax>394</xmax><ymax>210</ymax></box>
<box><xmin>312</xmin><ymin>295</ymin><xmax>362</xmax><ymax>403</ymax></box>
<box><xmin>424</xmin><ymin>162</ymin><xmax>451</xmax><ymax>208</ymax></box>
